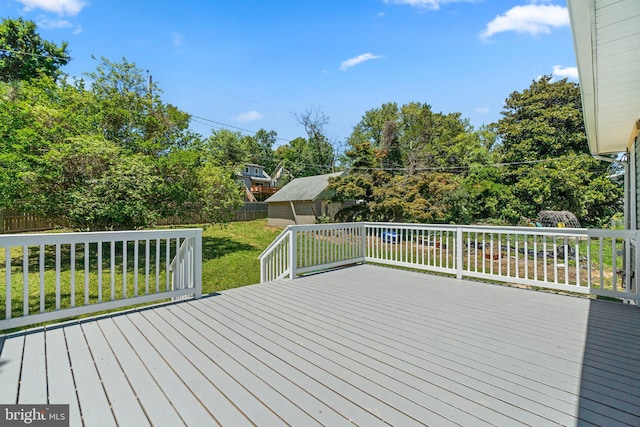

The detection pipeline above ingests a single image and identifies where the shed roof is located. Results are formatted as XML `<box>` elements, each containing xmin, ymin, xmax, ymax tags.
<box><xmin>265</xmin><ymin>171</ymin><xmax>345</xmax><ymax>203</ymax></box>
<box><xmin>568</xmin><ymin>0</ymin><xmax>640</xmax><ymax>154</ymax></box>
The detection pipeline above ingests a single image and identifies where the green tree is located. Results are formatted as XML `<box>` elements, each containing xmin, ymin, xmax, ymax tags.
<box><xmin>204</xmin><ymin>128</ymin><xmax>256</xmax><ymax>168</ymax></box>
<box><xmin>29</xmin><ymin>137</ymin><xmax>162</xmax><ymax>230</ymax></box>
<box><xmin>495</xmin><ymin>76</ymin><xmax>622</xmax><ymax>226</ymax></box>
<box><xmin>0</xmin><ymin>75</ymin><xmax>99</xmax><ymax>208</ymax></box>
<box><xmin>0</xmin><ymin>18</ymin><xmax>70</xmax><ymax>82</ymax></box>
<box><xmin>0</xmin><ymin>56</ymin><xmax>244</xmax><ymax>230</ymax></box>
<box><xmin>295</xmin><ymin>108</ymin><xmax>335</xmax><ymax>175</ymax></box>
<box><xmin>346</xmin><ymin>102</ymin><xmax>400</xmax><ymax>170</ymax></box>
<box><xmin>197</xmin><ymin>163</ymin><xmax>244</xmax><ymax>224</ymax></box>
<box><xmin>252</xmin><ymin>128</ymin><xmax>278</xmax><ymax>173</ymax></box>
<box><xmin>86</xmin><ymin>57</ymin><xmax>194</xmax><ymax>155</ymax></box>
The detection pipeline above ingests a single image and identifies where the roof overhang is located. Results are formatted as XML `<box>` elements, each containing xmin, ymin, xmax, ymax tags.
<box><xmin>568</xmin><ymin>0</ymin><xmax>640</xmax><ymax>154</ymax></box>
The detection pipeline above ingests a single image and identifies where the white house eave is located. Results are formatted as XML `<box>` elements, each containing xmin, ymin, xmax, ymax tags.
<box><xmin>567</xmin><ymin>0</ymin><xmax>598</xmax><ymax>153</ymax></box>
<box><xmin>567</xmin><ymin>0</ymin><xmax>640</xmax><ymax>154</ymax></box>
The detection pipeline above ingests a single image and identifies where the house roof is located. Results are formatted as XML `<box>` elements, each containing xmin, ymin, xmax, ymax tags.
<box><xmin>568</xmin><ymin>0</ymin><xmax>640</xmax><ymax>154</ymax></box>
<box><xmin>265</xmin><ymin>171</ymin><xmax>345</xmax><ymax>203</ymax></box>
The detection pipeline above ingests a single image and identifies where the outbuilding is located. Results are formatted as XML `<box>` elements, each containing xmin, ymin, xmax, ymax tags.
<box><xmin>265</xmin><ymin>171</ymin><xmax>345</xmax><ymax>227</ymax></box>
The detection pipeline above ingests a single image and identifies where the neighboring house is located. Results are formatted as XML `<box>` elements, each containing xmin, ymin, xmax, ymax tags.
<box><xmin>236</xmin><ymin>164</ymin><xmax>278</xmax><ymax>202</ymax></box>
<box><xmin>264</xmin><ymin>171</ymin><xmax>346</xmax><ymax>227</ymax></box>
<box><xmin>270</xmin><ymin>163</ymin><xmax>293</xmax><ymax>188</ymax></box>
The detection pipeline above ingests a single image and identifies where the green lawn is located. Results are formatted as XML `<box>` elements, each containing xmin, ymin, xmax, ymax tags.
<box><xmin>200</xmin><ymin>219</ymin><xmax>283</xmax><ymax>293</ymax></box>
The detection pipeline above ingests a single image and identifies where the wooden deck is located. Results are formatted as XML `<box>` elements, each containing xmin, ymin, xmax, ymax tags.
<box><xmin>1</xmin><ymin>264</ymin><xmax>639</xmax><ymax>426</ymax></box>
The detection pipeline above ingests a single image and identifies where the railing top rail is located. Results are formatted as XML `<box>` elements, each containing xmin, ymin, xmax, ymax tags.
<box><xmin>362</xmin><ymin>222</ymin><xmax>596</xmax><ymax>236</ymax></box>
<box><xmin>0</xmin><ymin>228</ymin><xmax>203</xmax><ymax>247</ymax></box>
<box><xmin>290</xmin><ymin>223</ymin><xmax>365</xmax><ymax>232</ymax></box>
<box><xmin>258</xmin><ymin>226</ymin><xmax>291</xmax><ymax>259</ymax></box>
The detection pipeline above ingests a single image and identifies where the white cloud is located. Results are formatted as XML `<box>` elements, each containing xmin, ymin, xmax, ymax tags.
<box><xmin>15</xmin><ymin>0</ymin><xmax>86</xmax><ymax>16</ymax></box>
<box><xmin>552</xmin><ymin>64</ymin><xmax>578</xmax><ymax>80</ymax></box>
<box><xmin>384</xmin><ymin>0</ymin><xmax>473</xmax><ymax>10</ymax></box>
<box><xmin>480</xmin><ymin>4</ymin><xmax>569</xmax><ymax>39</ymax></box>
<box><xmin>234</xmin><ymin>111</ymin><xmax>262</xmax><ymax>123</ymax></box>
<box><xmin>340</xmin><ymin>53</ymin><xmax>382</xmax><ymax>71</ymax></box>
<box><xmin>475</xmin><ymin>107</ymin><xmax>490</xmax><ymax>114</ymax></box>
<box><xmin>36</xmin><ymin>16</ymin><xmax>72</xmax><ymax>29</ymax></box>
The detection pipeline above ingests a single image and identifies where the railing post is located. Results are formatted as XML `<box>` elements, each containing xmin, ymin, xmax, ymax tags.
<box><xmin>634</xmin><ymin>230</ymin><xmax>640</xmax><ymax>302</ymax></box>
<box><xmin>456</xmin><ymin>227</ymin><xmax>463</xmax><ymax>279</ymax></box>
<box><xmin>194</xmin><ymin>230</ymin><xmax>202</xmax><ymax>298</ymax></box>
<box><xmin>361</xmin><ymin>223</ymin><xmax>367</xmax><ymax>263</ymax></box>
<box><xmin>289</xmin><ymin>228</ymin><xmax>297</xmax><ymax>279</ymax></box>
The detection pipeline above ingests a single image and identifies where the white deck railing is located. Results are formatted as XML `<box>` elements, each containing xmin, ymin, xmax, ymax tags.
<box><xmin>1</xmin><ymin>228</ymin><xmax>202</xmax><ymax>331</ymax></box>
<box><xmin>260</xmin><ymin>223</ymin><xmax>365</xmax><ymax>282</ymax></box>
<box><xmin>259</xmin><ymin>222</ymin><xmax>639</xmax><ymax>305</ymax></box>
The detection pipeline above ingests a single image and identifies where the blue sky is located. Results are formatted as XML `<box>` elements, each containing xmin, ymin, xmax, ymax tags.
<box><xmin>1</xmin><ymin>0</ymin><xmax>578</xmax><ymax>148</ymax></box>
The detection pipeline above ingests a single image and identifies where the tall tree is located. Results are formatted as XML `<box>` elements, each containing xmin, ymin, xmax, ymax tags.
<box><xmin>0</xmin><ymin>18</ymin><xmax>70</xmax><ymax>82</ymax></box>
<box><xmin>495</xmin><ymin>76</ymin><xmax>622</xmax><ymax>226</ymax></box>
<box><xmin>496</xmin><ymin>75</ymin><xmax>588</xmax><ymax>164</ymax></box>
<box><xmin>252</xmin><ymin>128</ymin><xmax>278</xmax><ymax>173</ymax></box>
<box><xmin>295</xmin><ymin>108</ymin><xmax>335</xmax><ymax>175</ymax></box>
<box><xmin>346</xmin><ymin>102</ymin><xmax>400</xmax><ymax>170</ymax></box>
<box><xmin>204</xmin><ymin>128</ymin><xmax>256</xmax><ymax>168</ymax></box>
<box><xmin>85</xmin><ymin>57</ymin><xmax>193</xmax><ymax>155</ymax></box>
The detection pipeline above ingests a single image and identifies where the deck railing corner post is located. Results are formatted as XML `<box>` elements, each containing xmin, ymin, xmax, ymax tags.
<box><xmin>456</xmin><ymin>226</ymin><xmax>463</xmax><ymax>279</ymax></box>
<box><xmin>289</xmin><ymin>228</ymin><xmax>297</xmax><ymax>279</ymax></box>
<box><xmin>360</xmin><ymin>223</ymin><xmax>367</xmax><ymax>264</ymax></box>
<box><xmin>194</xmin><ymin>229</ymin><xmax>203</xmax><ymax>299</ymax></box>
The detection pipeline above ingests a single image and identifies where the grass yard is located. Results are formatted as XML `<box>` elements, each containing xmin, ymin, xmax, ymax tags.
<box><xmin>200</xmin><ymin>219</ymin><xmax>283</xmax><ymax>293</ymax></box>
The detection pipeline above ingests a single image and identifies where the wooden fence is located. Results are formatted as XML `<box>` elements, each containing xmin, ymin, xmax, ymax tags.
<box><xmin>1</xmin><ymin>203</ymin><xmax>268</xmax><ymax>234</ymax></box>
<box><xmin>0</xmin><ymin>210</ymin><xmax>52</xmax><ymax>234</ymax></box>
<box><xmin>156</xmin><ymin>203</ymin><xmax>268</xmax><ymax>226</ymax></box>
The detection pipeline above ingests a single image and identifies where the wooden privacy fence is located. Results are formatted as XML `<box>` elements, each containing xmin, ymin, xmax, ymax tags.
<box><xmin>0</xmin><ymin>210</ymin><xmax>52</xmax><ymax>234</ymax></box>
<box><xmin>1</xmin><ymin>203</ymin><xmax>268</xmax><ymax>234</ymax></box>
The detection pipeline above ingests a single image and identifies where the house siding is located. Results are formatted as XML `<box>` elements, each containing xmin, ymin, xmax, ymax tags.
<box><xmin>635</xmin><ymin>137</ymin><xmax>640</xmax><ymax>229</ymax></box>
<box><xmin>267</xmin><ymin>203</ymin><xmax>295</xmax><ymax>227</ymax></box>
<box><xmin>267</xmin><ymin>200</ymin><xmax>347</xmax><ymax>227</ymax></box>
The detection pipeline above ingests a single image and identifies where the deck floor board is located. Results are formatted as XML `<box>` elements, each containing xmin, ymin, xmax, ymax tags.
<box><xmin>95</xmin><ymin>317</ymin><xmax>183</xmax><ymax>427</ymax></box>
<box><xmin>64</xmin><ymin>322</ymin><xmax>116</xmax><ymax>426</ymax></box>
<box><xmin>79</xmin><ymin>321</ymin><xmax>149</xmax><ymax>427</ymax></box>
<box><xmin>2</xmin><ymin>264</ymin><xmax>640</xmax><ymax>426</ymax></box>
<box><xmin>0</xmin><ymin>335</ymin><xmax>23</xmax><ymax>404</ymax></box>
<box><xmin>151</xmin><ymin>305</ymin><xmax>346</xmax><ymax>427</ymax></box>
<box><xmin>46</xmin><ymin>327</ymin><xmax>83</xmax><ymax>426</ymax></box>
<box><xmin>18</xmin><ymin>332</ymin><xmax>46</xmax><ymax>404</ymax></box>
<box><xmin>233</xmin><ymin>284</ymin><xmax>578</xmax><ymax>425</ymax></box>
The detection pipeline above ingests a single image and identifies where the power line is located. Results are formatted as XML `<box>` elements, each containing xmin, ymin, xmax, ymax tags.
<box><xmin>191</xmin><ymin>114</ymin><xmax>293</xmax><ymax>143</ymax></box>
<box><xmin>345</xmin><ymin>155</ymin><xmax>601</xmax><ymax>173</ymax></box>
<box><xmin>0</xmin><ymin>48</ymin><xmax>71</xmax><ymax>61</ymax></box>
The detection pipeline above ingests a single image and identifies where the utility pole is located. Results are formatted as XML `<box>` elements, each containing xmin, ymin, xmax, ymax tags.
<box><xmin>146</xmin><ymin>70</ymin><xmax>152</xmax><ymax>98</ymax></box>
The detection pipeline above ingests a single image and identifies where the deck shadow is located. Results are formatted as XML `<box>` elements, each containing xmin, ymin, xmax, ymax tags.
<box><xmin>577</xmin><ymin>299</ymin><xmax>640</xmax><ymax>425</ymax></box>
